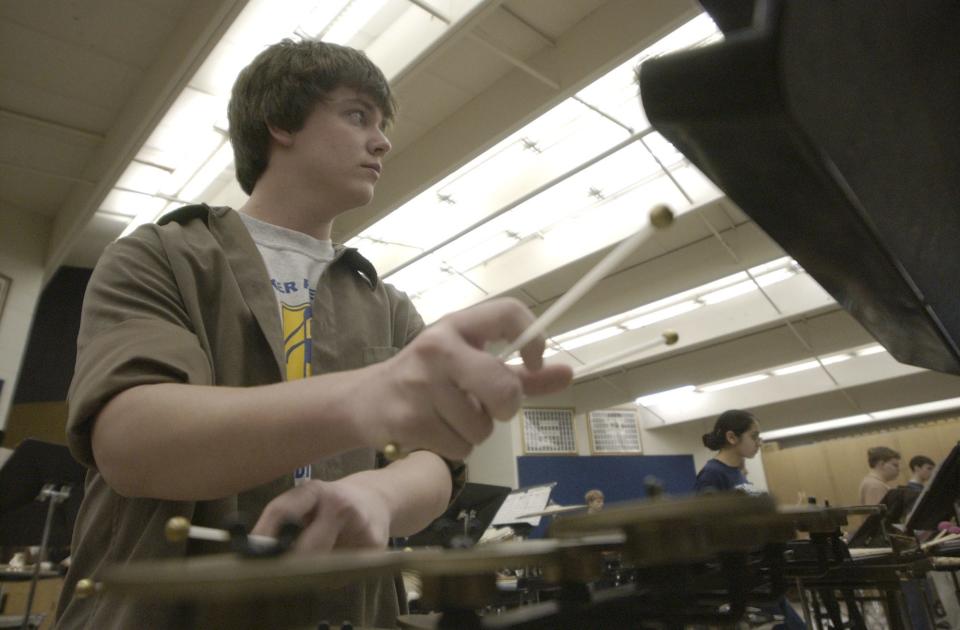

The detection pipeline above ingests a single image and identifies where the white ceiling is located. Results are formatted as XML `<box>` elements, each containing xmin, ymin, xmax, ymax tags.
<box><xmin>2</xmin><ymin>0</ymin><xmax>958</xmax><ymax>440</ymax></box>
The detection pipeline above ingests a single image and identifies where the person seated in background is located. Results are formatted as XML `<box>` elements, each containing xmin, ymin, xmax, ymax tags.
<box><xmin>695</xmin><ymin>409</ymin><xmax>762</xmax><ymax>495</ymax></box>
<box><xmin>859</xmin><ymin>446</ymin><xmax>901</xmax><ymax>505</ymax></box>
<box><xmin>907</xmin><ymin>454</ymin><xmax>936</xmax><ymax>491</ymax></box>
<box><xmin>585</xmin><ymin>488</ymin><xmax>605</xmax><ymax>514</ymax></box>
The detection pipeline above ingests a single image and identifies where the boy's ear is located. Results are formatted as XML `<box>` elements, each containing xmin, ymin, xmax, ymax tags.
<box><xmin>267</xmin><ymin>123</ymin><xmax>295</xmax><ymax>147</ymax></box>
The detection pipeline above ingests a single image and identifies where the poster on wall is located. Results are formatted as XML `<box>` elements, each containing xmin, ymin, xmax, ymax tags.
<box><xmin>588</xmin><ymin>408</ymin><xmax>643</xmax><ymax>454</ymax></box>
<box><xmin>521</xmin><ymin>407</ymin><xmax>577</xmax><ymax>455</ymax></box>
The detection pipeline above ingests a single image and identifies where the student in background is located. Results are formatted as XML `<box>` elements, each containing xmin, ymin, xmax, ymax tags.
<box><xmin>858</xmin><ymin>446</ymin><xmax>901</xmax><ymax>505</ymax></box>
<box><xmin>695</xmin><ymin>409</ymin><xmax>762</xmax><ymax>494</ymax></box>
<box><xmin>585</xmin><ymin>488</ymin><xmax>605</xmax><ymax>514</ymax></box>
<box><xmin>907</xmin><ymin>455</ymin><xmax>935</xmax><ymax>491</ymax></box>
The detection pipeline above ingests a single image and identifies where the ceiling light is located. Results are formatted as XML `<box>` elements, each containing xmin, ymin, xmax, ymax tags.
<box><xmin>820</xmin><ymin>353</ymin><xmax>851</xmax><ymax>366</ymax></box>
<box><xmin>636</xmin><ymin>385</ymin><xmax>696</xmax><ymax>407</ymax></box>
<box><xmin>698</xmin><ymin>373</ymin><xmax>770</xmax><ymax>393</ymax></box>
<box><xmin>298</xmin><ymin>0</ymin><xmax>351</xmax><ymax>37</ymax></box>
<box><xmin>621</xmin><ymin>300</ymin><xmax>701</xmax><ymax>330</ymax></box>
<box><xmin>761</xmin><ymin>414</ymin><xmax>874</xmax><ymax>441</ymax></box>
<box><xmin>870</xmin><ymin>396</ymin><xmax>960</xmax><ymax>420</ymax></box>
<box><xmin>698</xmin><ymin>279</ymin><xmax>757</xmax><ymax>305</ymax></box>
<box><xmin>556</xmin><ymin>326</ymin><xmax>624</xmax><ymax>352</ymax></box>
<box><xmin>322</xmin><ymin>0</ymin><xmax>388</xmax><ymax>44</ymax></box>
<box><xmin>771</xmin><ymin>360</ymin><xmax>821</xmax><ymax>376</ymax></box>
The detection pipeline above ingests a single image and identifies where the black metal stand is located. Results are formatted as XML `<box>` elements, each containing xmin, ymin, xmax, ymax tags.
<box><xmin>20</xmin><ymin>484</ymin><xmax>70</xmax><ymax>630</ymax></box>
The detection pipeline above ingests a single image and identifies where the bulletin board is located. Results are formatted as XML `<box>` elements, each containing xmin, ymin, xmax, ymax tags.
<box><xmin>521</xmin><ymin>407</ymin><xmax>577</xmax><ymax>454</ymax></box>
<box><xmin>588</xmin><ymin>409</ymin><xmax>642</xmax><ymax>454</ymax></box>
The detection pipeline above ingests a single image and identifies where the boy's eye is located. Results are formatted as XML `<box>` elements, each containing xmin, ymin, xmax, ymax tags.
<box><xmin>349</xmin><ymin>110</ymin><xmax>366</xmax><ymax>123</ymax></box>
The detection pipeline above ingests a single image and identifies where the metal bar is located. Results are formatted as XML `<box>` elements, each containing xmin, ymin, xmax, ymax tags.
<box><xmin>0</xmin><ymin>159</ymin><xmax>97</xmax><ymax>186</ymax></box>
<box><xmin>466</xmin><ymin>31</ymin><xmax>559</xmax><ymax>89</ymax></box>
<box><xmin>0</xmin><ymin>107</ymin><xmax>105</xmax><ymax>144</ymax></box>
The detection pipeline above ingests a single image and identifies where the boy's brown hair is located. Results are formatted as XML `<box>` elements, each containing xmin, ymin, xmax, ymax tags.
<box><xmin>228</xmin><ymin>38</ymin><xmax>397</xmax><ymax>194</ymax></box>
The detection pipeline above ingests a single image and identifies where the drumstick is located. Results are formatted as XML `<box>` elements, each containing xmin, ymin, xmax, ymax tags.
<box><xmin>572</xmin><ymin>330</ymin><xmax>678</xmax><ymax>378</ymax></box>
<box><xmin>496</xmin><ymin>204</ymin><xmax>675</xmax><ymax>361</ymax></box>
<box><xmin>165</xmin><ymin>516</ymin><xmax>276</xmax><ymax>548</ymax></box>
<box><xmin>922</xmin><ymin>531</ymin><xmax>960</xmax><ymax>550</ymax></box>
<box><xmin>385</xmin><ymin>204</ymin><xmax>676</xmax><ymax>460</ymax></box>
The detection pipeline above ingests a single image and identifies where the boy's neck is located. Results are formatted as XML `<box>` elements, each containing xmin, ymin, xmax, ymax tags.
<box><xmin>239</xmin><ymin>175</ymin><xmax>338</xmax><ymax>241</ymax></box>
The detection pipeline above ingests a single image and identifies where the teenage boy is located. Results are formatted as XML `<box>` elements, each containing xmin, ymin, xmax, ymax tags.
<box><xmin>907</xmin><ymin>455</ymin><xmax>936</xmax><ymax>491</ymax></box>
<box><xmin>55</xmin><ymin>39</ymin><xmax>571</xmax><ymax>629</ymax></box>
<box><xmin>858</xmin><ymin>446</ymin><xmax>901</xmax><ymax>505</ymax></box>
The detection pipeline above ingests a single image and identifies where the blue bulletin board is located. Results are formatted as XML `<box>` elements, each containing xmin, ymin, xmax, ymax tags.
<box><xmin>516</xmin><ymin>454</ymin><xmax>697</xmax><ymax>538</ymax></box>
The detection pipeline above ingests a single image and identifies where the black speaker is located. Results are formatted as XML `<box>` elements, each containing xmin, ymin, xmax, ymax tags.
<box><xmin>640</xmin><ymin>0</ymin><xmax>960</xmax><ymax>374</ymax></box>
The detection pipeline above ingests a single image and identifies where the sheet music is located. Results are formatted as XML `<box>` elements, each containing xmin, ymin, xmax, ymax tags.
<box><xmin>491</xmin><ymin>483</ymin><xmax>555</xmax><ymax>527</ymax></box>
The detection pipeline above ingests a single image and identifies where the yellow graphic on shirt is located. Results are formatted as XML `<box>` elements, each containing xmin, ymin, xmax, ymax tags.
<box><xmin>283</xmin><ymin>303</ymin><xmax>312</xmax><ymax>381</ymax></box>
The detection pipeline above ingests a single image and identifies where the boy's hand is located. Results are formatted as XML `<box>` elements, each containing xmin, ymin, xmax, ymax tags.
<box><xmin>251</xmin><ymin>478</ymin><xmax>391</xmax><ymax>552</ymax></box>
<box><xmin>361</xmin><ymin>297</ymin><xmax>573</xmax><ymax>460</ymax></box>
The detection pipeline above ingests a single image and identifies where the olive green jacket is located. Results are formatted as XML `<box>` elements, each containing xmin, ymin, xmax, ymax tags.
<box><xmin>57</xmin><ymin>205</ymin><xmax>463</xmax><ymax>630</ymax></box>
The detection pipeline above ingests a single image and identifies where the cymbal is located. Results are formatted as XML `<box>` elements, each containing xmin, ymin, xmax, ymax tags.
<box><xmin>516</xmin><ymin>504</ymin><xmax>587</xmax><ymax>518</ymax></box>
<box><xmin>549</xmin><ymin>493</ymin><xmax>794</xmax><ymax>566</ymax></box>
<box><xmin>101</xmin><ymin>548</ymin><xmax>405</xmax><ymax>601</ymax></box>
<box><xmin>99</xmin><ymin>535</ymin><xmax>626</xmax><ymax>601</ymax></box>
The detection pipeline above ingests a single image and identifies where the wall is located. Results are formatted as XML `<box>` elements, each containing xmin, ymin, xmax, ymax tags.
<box><xmin>762</xmin><ymin>415</ymin><xmax>960</xmax><ymax>508</ymax></box>
<box><xmin>0</xmin><ymin>206</ymin><xmax>50</xmax><ymax>432</ymax></box>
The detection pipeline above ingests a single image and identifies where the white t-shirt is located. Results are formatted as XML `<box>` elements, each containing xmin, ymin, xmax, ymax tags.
<box><xmin>239</xmin><ymin>212</ymin><xmax>335</xmax><ymax>485</ymax></box>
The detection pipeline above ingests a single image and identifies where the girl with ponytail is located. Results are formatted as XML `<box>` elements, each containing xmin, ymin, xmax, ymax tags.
<box><xmin>694</xmin><ymin>409</ymin><xmax>762</xmax><ymax>493</ymax></box>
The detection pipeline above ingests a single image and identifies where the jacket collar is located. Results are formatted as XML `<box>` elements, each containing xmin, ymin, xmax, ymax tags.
<box><xmin>159</xmin><ymin>204</ymin><xmax>381</xmax><ymax>377</ymax></box>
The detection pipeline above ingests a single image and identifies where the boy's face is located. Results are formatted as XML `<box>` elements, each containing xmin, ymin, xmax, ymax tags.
<box><xmin>278</xmin><ymin>86</ymin><xmax>391</xmax><ymax>212</ymax></box>
<box><xmin>914</xmin><ymin>463</ymin><xmax>935</xmax><ymax>483</ymax></box>
<box><xmin>878</xmin><ymin>457</ymin><xmax>900</xmax><ymax>481</ymax></box>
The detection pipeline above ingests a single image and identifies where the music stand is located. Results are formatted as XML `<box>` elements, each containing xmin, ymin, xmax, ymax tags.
<box><xmin>905</xmin><ymin>441</ymin><xmax>960</xmax><ymax>533</ymax></box>
<box><xmin>0</xmin><ymin>439</ymin><xmax>85</xmax><ymax>628</ymax></box>
<box><xmin>404</xmin><ymin>482</ymin><xmax>511</xmax><ymax>547</ymax></box>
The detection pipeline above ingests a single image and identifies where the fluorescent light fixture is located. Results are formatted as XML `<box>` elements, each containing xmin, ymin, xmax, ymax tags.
<box><xmin>115</xmin><ymin>161</ymin><xmax>170</xmax><ymax>196</ymax></box>
<box><xmin>621</xmin><ymin>300</ymin><xmax>701</xmax><ymax>330</ymax></box>
<box><xmin>754</xmin><ymin>267</ymin><xmax>796</xmax><ymax>287</ymax></box>
<box><xmin>761</xmin><ymin>414</ymin><xmax>874</xmax><ymax>441</ymax></box>
<box><xmin>556</xmin><ymin>326</ymin><xmax>624</xmax><ymax>352</ymax></box>
<box><xmin>698</xmin><ymin>373</ymin><xmax>769</xmax><ymax>393</ymax></box>
<box><xmin>762</xmin><ymin>396</ymin><xmax>960</xmax><ymax>441</ymax></box>
<box><xmin>870</xmin><ymin>396</ymin><xmax>960</xmax><ymax>420</ymax></box>
<box><xmin>698</xmin><ymin>279</ymin><xmax>757</xmax><ymax>305</ymax></box>
<box><xmin>856</xmin><ymin>344</ymin><xmax>887</xmax><ymax>356</ymax></box>
<box><xmin>771</xmin><ymin>360</ymin><xmax>821</xmax><ymax>376</ymax></box>
<box><xmin>820</xmin><ymin>353</ymin><xmax>851</xmax><ymax>366</ymax></box>
<box><xmin>179</xmin><ymin>141</ymin><xmax>234</xmax><ymax>202</ymax></box>
<box><xmin>322</xmin><ymin>0</ymin><xmax>387</xmax><ymax>44</ymax></box>
<box><xmin>120</xmin><ymin>200</ymin><xmax>175</xmax><ymax>238</ymax></box>
<box><xmin>636</xmin><ymin>385</ymin><xmax>696</xmax><ymax>407</ymax></box>
<box><xmin>298</xmin><ymin>0</ymin><xmax>351</xmax><ymax>37</ymax></box>
<box><xmin>505</xmin><ymin>346</ymin><xmax>559</xmax><ymax>366</ymax></box>
<box><xmin>100</xmin><ymin>189</ymin><xmax>167</xmax><ymax>219</ymax></box>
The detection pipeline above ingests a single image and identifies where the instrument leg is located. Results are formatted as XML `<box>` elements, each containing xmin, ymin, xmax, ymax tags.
<box><xmin>797</xmin><ymin>578</ymin><xmax>815</xmax><ymax>630</ymax></box>
<box><xmin>819</xmin><ymin>589</ymin><xmax>845</xmax><ymax>628</ymax></box>
<box><xmin>841</xmin><ymin>589</ymin><xmax>866</xmax><ymax>630</ymax></box>
<box><xmin>883</xmin><ymin>586</ymin><xmax>908</xmax><ymax>630</ymax></box>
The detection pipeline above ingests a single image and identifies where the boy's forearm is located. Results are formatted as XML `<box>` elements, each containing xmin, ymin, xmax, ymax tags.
<box><xmin>341</xmin><ymin>451</ymin><xmax>453</xmax><ymax>537</ymax></box>
<box><xmin>91</xmin><ymin>372</ymin><xmax>372</xmax><ymax>501</ymax></box>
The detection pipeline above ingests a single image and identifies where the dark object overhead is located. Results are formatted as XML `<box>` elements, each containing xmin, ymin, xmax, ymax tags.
<box><xmin>640</xmin><ymin>0</ymin><xmax>960</xmax><ymax>374</ymax></box>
